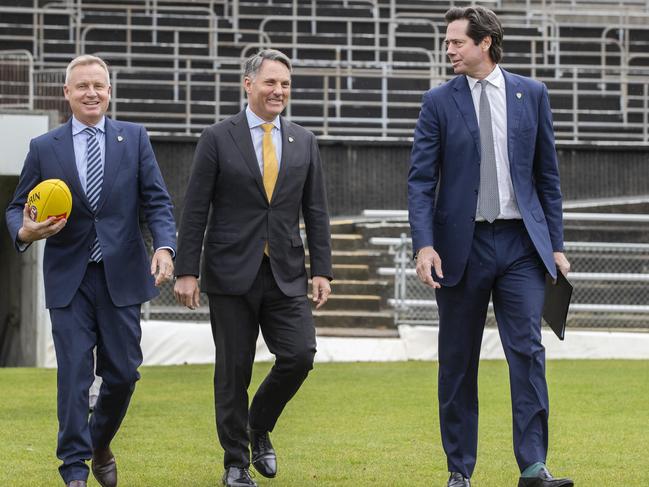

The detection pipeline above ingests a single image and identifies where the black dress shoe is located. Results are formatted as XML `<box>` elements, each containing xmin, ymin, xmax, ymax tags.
<box><xmin>91</xmin><ymin>447</ymin><xmax>117</xmax><ymax>487</ymax></box>
<box><xmin>222</xmin><ymin>467</ymin><xmax>257</xmax><ymax>487</ymax></box>
<box><xmin>447</xmin><ymin>472</ymin><xmax>471</xmax><ymax>487</ymax></box>
<box><xmin>518</xmin><ymin>466</ymin><xmax>574</xmax><ymax>487</ymax></box>
<box><xmin>248</xmin><ymin>429</ymin><xmax>277</xmax><ymax>478</ymax></box>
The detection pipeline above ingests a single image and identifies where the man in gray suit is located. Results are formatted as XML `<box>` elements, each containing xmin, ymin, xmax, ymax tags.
<box><xmin>174</xmin><ymin>49</ymin><xmax>332</xmax><ymax>487</ymax></box>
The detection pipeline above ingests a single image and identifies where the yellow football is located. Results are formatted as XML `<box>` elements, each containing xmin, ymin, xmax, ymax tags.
<box><xmin>27</xmin><ymin>179</ymin><xmax>72</xmax><ymax>222</ymax></box>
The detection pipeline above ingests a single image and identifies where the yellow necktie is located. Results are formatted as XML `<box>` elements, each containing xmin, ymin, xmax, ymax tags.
<box><xmin>262</xmin><ymin>123</ymin><xmax>279</xmax><ymax>255</ymax></box>
<box><xmin>262</xmin><ymin>123</ymin><xmax>279</xmax><ymax>201</ymax></box>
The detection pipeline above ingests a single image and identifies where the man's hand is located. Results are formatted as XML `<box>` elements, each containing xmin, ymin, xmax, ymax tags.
<box><xmin>17</xmin><ymin>203</ymin><xmax>66</xmax><ymax>243</ymax></box>
<box><xmin>553</xmin><ymin>251</ymin><xmax>571</xmax><ymax>277</ymax></box>
<box><xmin>174</xmin><ymin>275</ymin><xmax>200</xmax><ymax>310</ymax></box>
<box><xmin>415</xmin><ymin>246</ymin><xmax>443</xmax><ymax>289</ymax></box>
<box><xmin>311</xmin><ymin>276</ymin><xmax>331</xmax><ymax>309</ymax></box>
<box><xmin>151</xmin><ymin>248</ymin><xmax>174</xmax><ymax>287</ymax></box>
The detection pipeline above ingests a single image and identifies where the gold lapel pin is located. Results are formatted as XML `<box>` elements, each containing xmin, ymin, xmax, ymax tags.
<box><xmin>288</xmin><ymin>136</ymin><xmax>294</xmax><ymax>143</ymax></box>
<box><xmin>516</xmin><ymin>92</ymin><xmax>523</xmax><ymax>99</ymax></box>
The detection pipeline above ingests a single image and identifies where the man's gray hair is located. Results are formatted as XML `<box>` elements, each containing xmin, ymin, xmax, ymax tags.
<box><xmin>65</xmin><ymin>55</ymin><xmax>111</xmax><ymax>85</ymax></box>
<box><xmin>243</xmin><ymin>49</ymin><xmax>292</xmax><ymax>78</ymax></box>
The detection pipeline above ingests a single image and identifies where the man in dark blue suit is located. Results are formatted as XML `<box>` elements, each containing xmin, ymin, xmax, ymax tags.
<box><xmin>6</xmin><ymin>55</ymin><xmax>176</xmax><ymax>487</ymax></box>
<box><xmin>408</xmin><ymin>7</ymin><xmax>573</xmax><ymax>487</ymax></box>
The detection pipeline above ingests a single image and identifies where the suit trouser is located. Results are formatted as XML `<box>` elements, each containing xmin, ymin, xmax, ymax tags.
<box><xmin>435</xmin><ymin>220</ymin><xmax>549</xmax><ymax>478</ymax></box>
<box><xmin>208</xmin><ymin>257</ymin><xmax>317</xmax><ymax>468</ymax></box>
<box><xmin>49</xmin><ymin>262</ymin><xmax>142</xmax><ymax>484</ymax></box>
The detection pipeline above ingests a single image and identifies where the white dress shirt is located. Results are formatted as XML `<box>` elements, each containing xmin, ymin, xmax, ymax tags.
<box><xmin>466</xmin><ymin>65</ymin><xmax>522</xmax><ymax>220</ymax></box>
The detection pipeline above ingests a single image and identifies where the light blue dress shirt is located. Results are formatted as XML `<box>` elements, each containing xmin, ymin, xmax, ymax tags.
<box><xmin>245</xmin><ymin>105</ymin><xmax>282</xmax><ymax>174</ymax></box>
<box><xmin>71</xmin><ymin>115</ymin><xmax>106</xmax><ymax>193</ymax></box>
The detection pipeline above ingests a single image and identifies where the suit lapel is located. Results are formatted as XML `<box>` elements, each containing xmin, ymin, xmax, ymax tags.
<box><xmin>503</xmin><ymin>69</ymin><xmax>523</xmax><ymax>164</ymax></box>
<box><xmin>228</xmin><ymin>111</ymin><xmax>267</xmax><ymax>200</ymax></box>
<box><xmin>96</xmin><ymin>118</ymin><xmax>125</xmax><ymax>212</ymax></box>
<box><xmin>51</xmin><ymin>120</ymin><xmax>92</xmax><ymax>211</ymax></box>
<box><xmin>451</xmin><ymin>76</ymin><xmax>480</xmax><ymax>155</ymax></box>
<box><xmin>273</xmin><ymin>116</ymin><xmax>295</xmax><ymax>200</ymax></box>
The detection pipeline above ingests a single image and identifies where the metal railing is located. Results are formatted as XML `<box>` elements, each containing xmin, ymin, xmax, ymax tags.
<box><xmin>2</xmin><ymin>2</ymin><xmax>649</xmax><ymax>141</ymax></box>
<box><xmin>0</xmin><ymin>50</ymin><xmax>33</xmax><ymax>109</ymax></box>
<box><xmin>368</xmin><ymin>213</ymin><xmax>649</xmax><ymax>330</ymax></box>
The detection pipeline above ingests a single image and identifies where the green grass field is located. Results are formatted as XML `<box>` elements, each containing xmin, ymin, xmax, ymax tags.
<box><xmin>1</xmin><ymin>360</ymin><xmax>648</xmax><ymax>486</ymax></box>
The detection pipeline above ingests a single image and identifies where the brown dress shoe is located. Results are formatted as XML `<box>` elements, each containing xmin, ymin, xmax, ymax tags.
<box><xmin>92</xmin><ymin>447</ymin><xmax>117</xmax><ymax>487</ymax></box>
<box><xmin>67</xmin><ymin>481</ymin><xmax>87</xmax><ymax>487</ymax></box>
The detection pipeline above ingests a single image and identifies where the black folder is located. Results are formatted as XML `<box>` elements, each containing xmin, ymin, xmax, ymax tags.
<box><xmin>542</xmin><ymin>271</ymin><xmax>573</xmax><ymax>340</ymax></box>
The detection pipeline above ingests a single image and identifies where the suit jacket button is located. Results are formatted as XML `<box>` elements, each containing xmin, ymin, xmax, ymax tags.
<box><xmin>470</xmin><ymin>216</ymin><xmax>475</xmax><ymax>221</ymax></box>
<box><xmin>94</xmin><ymin>217</ymin><xmax>99</xmax><ymax>222</ymax></box>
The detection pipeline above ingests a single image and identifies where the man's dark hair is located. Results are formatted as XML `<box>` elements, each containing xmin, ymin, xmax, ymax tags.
<box><xmin>445</xmin><ymin>6</ymin><xmax>504</xmax><ymax>64</ymax></box>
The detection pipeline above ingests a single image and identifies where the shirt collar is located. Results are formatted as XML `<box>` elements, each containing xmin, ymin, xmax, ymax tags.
<box><xmin>245</xmin><ymin>105</ymin><xmax>281</xmax><ymax>131</ymax></box>
<box><xmin>72</xmin><ymin>115</ymin><xmax>106</xmax><ymax>136</ymax></box>
<box><xmin>466</xmin><ymin>64</ymin><xmax>503</xmax><ymax>92</ymax></box>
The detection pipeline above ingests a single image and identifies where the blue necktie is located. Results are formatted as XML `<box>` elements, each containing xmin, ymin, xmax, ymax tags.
<box><xmin>84</xmin><ymin>127</ymin><xmax>103</xmax><ymax>262</ymax></box>
<box><xmin>477</xmin><ymin>79</ymin><xmax>500</xmax><ymax>223</ymax></box>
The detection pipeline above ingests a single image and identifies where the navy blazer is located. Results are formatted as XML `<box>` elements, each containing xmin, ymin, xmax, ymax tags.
<box><xmin>175</xmin><ymin>110</ymin><xmax>332</xmax><ymax>297</ymax></box>
<box><xmin>5</xmin><ymin>117</ymin><xmax>177</xmax><ymax>308</ymax></box>
<box><xmin>408</xmin><ymin>69</ymin><xmax>564</xmax><ymax>286</ymax></box>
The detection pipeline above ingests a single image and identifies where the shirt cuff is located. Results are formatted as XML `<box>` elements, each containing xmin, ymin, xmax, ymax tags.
<box><xmin>156</xmin><ymin>246</ymin><xmax>175</xmax><ymax>259</ymax></box>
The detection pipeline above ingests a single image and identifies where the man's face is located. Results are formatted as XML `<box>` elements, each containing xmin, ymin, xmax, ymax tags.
<box><xmin>64</xmin><ymin>63</ymin><xmax>111</xmax><ymax>126</ymax></box>
<box><xmin>445</xmin><ymin>19</ymin><xmax>491</xmax><ymax>78</ymax></box>
<box><xmin>244</xmin><ymin>59</ymin><xmax>291</xmax><ymax>121</ymax></box>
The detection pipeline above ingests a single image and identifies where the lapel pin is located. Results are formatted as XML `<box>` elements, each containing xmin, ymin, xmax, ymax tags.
<box><xmin>288</xmin><ymin>136</ymin><xmax>294</xmax><ymax>143</ymax></box>
<box><xmin>516</xmin><ymin>92</ymin><xmax>523</xmax><ymax>99</ymax></box>
<box><xmin>117</xmin><ymin>135</ymin><xmax>124</xmax><ymax>142</ymax></box>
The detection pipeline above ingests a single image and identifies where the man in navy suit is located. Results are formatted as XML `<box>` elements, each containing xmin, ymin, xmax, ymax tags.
<box><xmin>174</xmin><ymin>49</ymin><xmax>332</xmax><ymax>487</ymax></box>
<box><xmin>6</xmin><ymin>55</ymin><xmax>176</xmax><ymax>487</ymax></box>
<box><xmin>408</xmin><ymin>7</ymin><xmax>573</xmax><ymax>487</ymax></box>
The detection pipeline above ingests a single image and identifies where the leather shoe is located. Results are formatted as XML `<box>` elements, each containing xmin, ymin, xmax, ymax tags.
<box><xmin>67</xmin><ymin>482</ymin><xmax>87</xmax><ymax>487</ymax></box>
<box><xmin>518</xmin><ymin>466</ymin><xmax>574</xmax><ymax>487</ymax></box>
<box><xmin>248</xmin><ymin>428</ymin><xmax>277</xmax><ymax>478</ymax></box>
<box><xmin>222</xmin><ymin>466</ymin><xmax>257</xmax><ymax>486</ymax></box>
<box><xmin>91</xmin><ymin>447</ymin><xmax>117</xmax><ymax>487</ymax></box>
<box><xmin>447</xmin><ymin>472</ymin><xmax>471</xmax><ymax>487</ymax></box>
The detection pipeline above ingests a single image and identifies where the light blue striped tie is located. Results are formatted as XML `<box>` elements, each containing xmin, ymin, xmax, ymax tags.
<box><xmin>84</xmin><ymin>127</ymin><xmax>103</xmax><ymax>262</ymax></box>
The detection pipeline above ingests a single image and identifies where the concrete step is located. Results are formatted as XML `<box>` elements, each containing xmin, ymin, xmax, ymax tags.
<box><xmin>357</xmin><ymin>221</ymin><xmax>412</xmax><ymax>239</ymax></box>
<box><xmin>307</xmin><ymin>250</ymin><xmax>395</xmax><ymax>271</ymax></box>
<box><xmin>328</xmin><ymin>279</ymin><xmax>391</xmax><ymax>297</ymax></box>
<box><xmin>308</xmin><ymin>294</ymin><xmax>382</xmax><ymax>311</ymax></box>
<box><xmin>313</xmin><ymin>310</ymin><xmax>395</xmax><ymax>329</ymax></box>
<box><xmin>309</xmin><ymin>264</ymin><xmax>369</xmax><ymax>280</ymax></box>
<box><xmin>329</xmin><ymin>219</ymin><xmax>358</xmax><ymax>234</ymax></box>
<box><xmin>333</xmin><ymin>250</ymin><xmax>384</xmax><ymax>265</ymax></box>
<box><xmin>331</xmin><ymin>233</ymin><xmax>365</xmax><ymax>250</ymax></box>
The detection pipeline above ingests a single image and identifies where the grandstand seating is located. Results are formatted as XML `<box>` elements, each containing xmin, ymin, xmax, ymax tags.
<box><xmin>1</xmin><ymin>0</ymin><xmax>649</xmax><ymax>141</ymax></box>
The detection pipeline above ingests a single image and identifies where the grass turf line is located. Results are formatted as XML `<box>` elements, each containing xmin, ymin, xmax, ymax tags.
<box><xmin>1</xmin><ymin>360</ymin><xmax>648</xmax><ymax>486</ymax></box>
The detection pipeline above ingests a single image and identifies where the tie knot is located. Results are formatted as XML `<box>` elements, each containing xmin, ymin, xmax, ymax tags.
<box><xmin>261</xmin><ymin>123</ymin><xmax>274</xmax><ymax>134</ymax></box>
<box><xmin>83</xmin><ymin>126</ymin><xmax>97</xmax><ymax>137</ymax></box>
<box><xmin>478</xmin><ymin>79</ymin><xmax>489</xmax><ymax>90</ymax></box>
